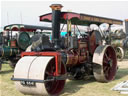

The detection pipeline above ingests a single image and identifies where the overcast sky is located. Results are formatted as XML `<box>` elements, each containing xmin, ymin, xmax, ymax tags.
<box><xmin>1</xmin><ymin>1</ymin><xmax>128</xmax><ymax>28</ymax></box>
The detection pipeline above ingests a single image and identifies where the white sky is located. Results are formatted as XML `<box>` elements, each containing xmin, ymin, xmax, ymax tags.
<box><xmin>1</xmin><ymin>1</ymin><xmax>128</xmax><ymax>28</ymax></box>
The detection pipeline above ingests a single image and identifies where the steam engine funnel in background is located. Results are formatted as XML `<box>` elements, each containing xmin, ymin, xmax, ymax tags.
<box><xmin>50</xmin><ymin>4</ymin><xmax>63</xmax><ymax>49</ymax></box>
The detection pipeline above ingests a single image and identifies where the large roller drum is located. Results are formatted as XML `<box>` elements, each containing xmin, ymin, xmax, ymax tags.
<box><xmin>14</xmin><ymin>56</ymin><xmax>66</xmax><ymax>96</ymax></box>
<box><xmin>93</xmin><ymin>45</ymin><xmax>117</xmax><ymax>82</ymax></box>
<box><xmin>17</xmin><ymin>32</ymin><xmax>30</xmax><ymax>50</ymax></box>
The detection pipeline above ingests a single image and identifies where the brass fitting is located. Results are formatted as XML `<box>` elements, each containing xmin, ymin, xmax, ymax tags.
<box><xmin>50</xmin><ymin>4</ymin><xmax>63</xmax><ymax>10</ymax></box>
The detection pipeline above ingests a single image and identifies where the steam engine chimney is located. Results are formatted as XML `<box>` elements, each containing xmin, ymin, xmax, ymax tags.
<box><xmin>50</xmin><ymin>4</ymin><xmax>63</xmax><ymax>49</ymax></box>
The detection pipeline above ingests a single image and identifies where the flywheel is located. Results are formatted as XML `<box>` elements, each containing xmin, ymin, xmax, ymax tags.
<box><xmin>93</xmin><ymin>45</ymin><xmax>117</xmax><ymax>82</ymax></box>
<box><xmin>17</xmin><ymin>32</ymin><xmax>30</xmax><ymax>50</ymax></box>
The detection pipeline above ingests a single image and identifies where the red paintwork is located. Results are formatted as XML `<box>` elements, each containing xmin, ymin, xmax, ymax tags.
<box><xmin>40</xmin><ymin>13</ymin><xmax>52</xmax><ymax>21</ymax></box>
<box><xmin>103</xmin><ymin>46</ymin><xmax>117</xmax><ymax>81</ymax></box>
<box><xmin>40</xmin><ymin>12</ymin><xmax>80</xmax><ymax>21</ymax></box>
<box><xmin>21</xmin><ymin>52</ymin><xmax>61</xmax><ymax>76</ymax></box>
<box><xmin>6</xmin><ymin>27</ymin><xmax>36</xmax><ymax>32</ymax></box>
<box><xmin>11</xmin><ymin>27</ymin><xmax>19</xmax><ymax>31</ymax></box>
<box><xmin>61</xmin><ymin>12</ymin><xmax>80</xmax><ymax>20</ymax></box>
<box><xmin>20</xmin><ymin>28</ymin><xmax>36</xmax><ymax>32</ymax></box>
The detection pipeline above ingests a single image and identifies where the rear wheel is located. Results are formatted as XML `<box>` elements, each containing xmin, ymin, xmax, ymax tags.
<box><xmin>93</xmin><ymin>45</ymin><xmax>117</xmax><ymax>82</ymax></box>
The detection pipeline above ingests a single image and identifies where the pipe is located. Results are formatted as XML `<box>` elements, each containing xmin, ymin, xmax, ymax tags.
<box><xmin>50</xmin><ymin>4</ymin><xmax>63</xmax><ymax>49</ymax></box>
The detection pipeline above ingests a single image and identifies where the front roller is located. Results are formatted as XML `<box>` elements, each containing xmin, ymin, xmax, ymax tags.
<box><xmin>13</xmin><ymin>56</ymin><xmax>66</xmax><ymax>96</ymax></box>
<box><xmin>93</xmin><ymin>45</ymin><xmax>117</xmax><ymax>82</ymax></box>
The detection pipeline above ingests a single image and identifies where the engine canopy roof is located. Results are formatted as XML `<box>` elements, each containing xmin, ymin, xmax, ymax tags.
<box><xmin>4</xmin><ymin>24</ymin><xmax>52</xmax><ymax>32</ymax></box>
<box><xmin>40</xmin><ymin>12</ymin><xmax>123</xmax><ymax>25</ymax></box>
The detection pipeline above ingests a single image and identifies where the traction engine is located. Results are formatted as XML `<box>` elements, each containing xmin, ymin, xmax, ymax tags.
<box><xmin>12</xmin><ymin>4</ymin><xmax>118</xmax><ymax>96</ymax></box>
<box><xmin>0</xmin><ymin>24</ymin><xmax>52</xmax><ymax>71</ymax></box>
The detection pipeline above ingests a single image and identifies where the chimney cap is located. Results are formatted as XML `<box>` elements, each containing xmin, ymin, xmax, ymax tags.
<box><xmin>50</xmin><ymin>4</ymin><xmax>63</xmax><ymax>10</ymax></box>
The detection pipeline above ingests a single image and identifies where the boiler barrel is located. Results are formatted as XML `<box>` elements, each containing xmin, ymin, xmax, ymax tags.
<box><xmin>0</xmin><ymin>47</ymin><xmax>20</xmax><ymax>57</ymax></box>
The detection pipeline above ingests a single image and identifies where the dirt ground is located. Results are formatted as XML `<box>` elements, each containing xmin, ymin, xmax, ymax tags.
<box><xmin>118</xmin><ymin>59</ymin><xmax>128</xmax><ymax>68</ymax></box>
<box><xmin>61</xmin><ymin>59</ymin><xmax>128</xmax><ymax>96</ymax></box>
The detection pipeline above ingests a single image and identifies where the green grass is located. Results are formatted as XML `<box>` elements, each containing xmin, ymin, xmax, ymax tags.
<box><xmin>1</xmin><ymin>62</ymin><xmax>128</xmax><ymax>96</ymax></box>
<box><xmin>0</xmin><ymin>64</ymin><xmax>26</xmax><ymax>96</ymax></box>
<box><xmin>62</xmin><ymin>68</ymin><xmax>128</xmax><ymax>96</ymax></box>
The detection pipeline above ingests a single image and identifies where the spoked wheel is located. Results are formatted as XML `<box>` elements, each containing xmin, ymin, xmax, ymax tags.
<box><xmin>93</xmin><ymin>45</ymin><xmax>117</xmax><ymax>82</ymax></box>
<box><xmin>14</xmin><ymin>56</ymin><xmax>66</xmax><ymax>96</ymax></box>
<box><xmin>45</xmin><ymin>59</ymin><xmax>66</xmax><ymax>95</ymax></box>
<box><xmin>116</xmin><ymin>47</ymin><xmax>124</xmax><ymax>61</ymax></box>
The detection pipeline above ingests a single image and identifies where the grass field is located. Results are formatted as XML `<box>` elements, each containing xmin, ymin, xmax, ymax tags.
<box><xmin>0</xmin><ymin>60</ymin><xmax>128</xmax><ymax>96</ymax></box>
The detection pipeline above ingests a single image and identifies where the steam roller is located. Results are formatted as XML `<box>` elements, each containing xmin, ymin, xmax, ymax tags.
<box><xmin>12</xmin><ymin>4</ymin><xmax>119</xmax><ymax>96</ymax></box>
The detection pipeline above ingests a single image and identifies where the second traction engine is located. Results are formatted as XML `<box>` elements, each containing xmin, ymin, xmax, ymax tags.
<box><xmin>12</xmin><ymin>4</ymin><xmax>118</xmax><ymax>96</ymax></box>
